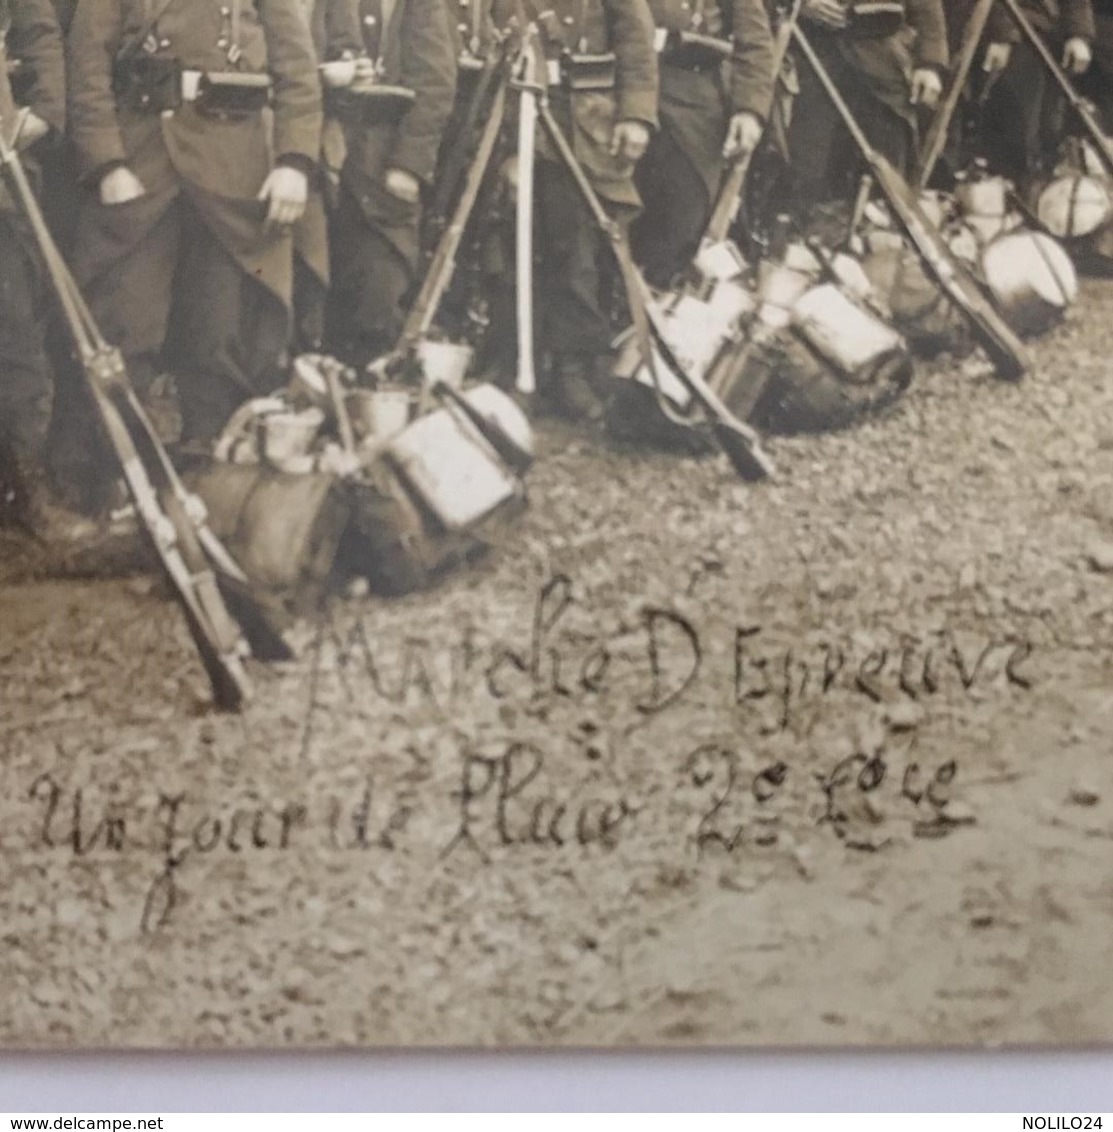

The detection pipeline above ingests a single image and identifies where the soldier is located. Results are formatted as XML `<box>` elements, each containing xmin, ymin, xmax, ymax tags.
<box><xmin>66</xmin><ymin>0</ymin><xmax>323</xmax><ymax>449</ymax></box>
<box><xmin>489</xmin><ymin>0</ymin><xmax>659</xmax><ymax>420</ymax></box>
<box><xmin>429</xmin><ymin>0</ymin><xmax>501</xmax><ymax>233</ymax></box>
<box><xmin>786</xmin><ymin>0</ymin><xmax>948</xmax><ymax>212</ymax></box>
<box><xmin>325</xmin><ymin>0</ymin><xmax>458</xmax><ymax>367</ymax></box>
<box><xmin>631</xmin><ymin>0</ymin><xmax>776</xmax><ymax>288</ymax></box>
<box><xmin>978</xmin><ymin>0</ymin><xmax>1094</xmax><ymax>183</ymax></box>
<box><xmin>1077</xmin><ymin>0</ymin><xmax>1113</xmax><ymax>131</ymax></box>
<box><xmin>0</xmin><ymin>0</ymin><xmax>89</xmax><ymax>538</ymax></box>
<box><xmin>291</xmin><ymin>0</ymin><xmax>364</xmax><ymax>353</ymax></box>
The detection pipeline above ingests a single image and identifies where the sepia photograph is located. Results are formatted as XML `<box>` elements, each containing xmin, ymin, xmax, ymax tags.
<box><xmin>1</xmin><ymin>0</ymin><xmax>1113</xmax><ymax>1054</ymax></box>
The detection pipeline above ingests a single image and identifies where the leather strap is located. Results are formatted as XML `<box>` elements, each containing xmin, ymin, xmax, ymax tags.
<box><xmin>120</xmin><ymin>0</ymin><xmax>184</xmax><ymax>62</ymax></box>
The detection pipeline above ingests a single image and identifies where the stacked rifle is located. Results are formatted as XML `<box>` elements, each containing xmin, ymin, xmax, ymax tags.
<box><xmin>0</xmin><ymin>103</ymin><xmax>292</xmax><ymax>712</ymax></box>
<box><xmin>3</xmin><ymin>0</ymin><xmax>1109</xmax><ymax>710</ymax></box>
<box><xmin>413</xmin><ymin>0</ymin><xmax>1054</xmax><ymax>465</ymax></box>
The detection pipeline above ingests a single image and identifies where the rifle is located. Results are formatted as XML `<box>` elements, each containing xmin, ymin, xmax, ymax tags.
<box><xmin>698</xmin><ymin>0</ymin><xmax>803</xmax><ymax>263</ymax></box>
<box><xmin>396</xmin><ymin>68</ymin><xmax>509</xmax><ymax>357</ymax></box>
<box><xmin>0</xmin><ymin>100</ymin><xmax>291</xmax><ymax>711</ymax></box>
<box><xmin>425</xmin><ymin>41</ymin><xmax>505</xmax><ymax>237</ymax></box>
<box><xmin>792</xmin><ymin>24</ymin><xmax>1029</xmax><ymax>380</ymax></box>
<box><xmin>914</xmin><ymin>0</ymin><xmax>997</xmax><ymax>189</ymax></box>
<box><xmin>527</xmin><ymin>41</ymin><xmax>775</xmax><ymax>481</ymax></box>
<box><xmin>994</xmin><ymin>0</ymin><xmax>1113</xmax><ymax>177</ymax></box>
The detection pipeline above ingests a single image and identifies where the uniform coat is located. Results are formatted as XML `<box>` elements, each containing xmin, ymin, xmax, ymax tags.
<box><xmin>491</xmin><ymin>0</ymin><xmax>659</xmax><ymax>207</ymax></box>
<box><xmin>977</xmin><ymin>0</ymin><xmax>1095</xmax><ymax>179</ymax></box>
<box><xmin>1</xmin><ymin>0</ymin><xmax>64</xmax><ymax>207</ymax></box>
<box><xmin>984</xmin><ymin>0</ymin><xmax>1095</xmax><ymax>43</ymax></box>
<box><xmin>633</xmin><ymin>0</ymin><xmax>775</xmax><ymax>284</ymax></box>
<box><xmin>66</xmin><ymin>0</ymin><xmax>323</xmax><ymax>441</ymax></box>
<box><xmin>0</xmin><ymin>0</ymin><xmax>64</xmax><ymax>457</ymax></box>
<box><xmin>651</xmin><ymin>0</ymin><xmax>775</xmax><ymax>192</ymax></box>
<box><xmin>67</xmin><ymin>0</ymin><xmax>323</xmax><ymax>307</ymax></box>
<box><xmin>1078</xmin><ymin>0</ymin><xmax>1113</xmax><ymax>128</ymax></box>
<box><xmin>788</xmin><ymin>0</ymin><xmax>948</xmax><ymax>201</ymax></box>
<box><xmin>481</xmin><ymin>0</ymin><xmax>659</xmax><ymax>372</ymax></box>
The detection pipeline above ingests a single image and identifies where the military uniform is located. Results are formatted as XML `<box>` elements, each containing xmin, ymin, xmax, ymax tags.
<box><xmin>291</xmin><ymin>0</ymin><xmax>364</xmax><ymax>351</ymax></box>
<box><xmin>66</xmin><ymin>0</ymin><xmax>322</xmax><ymax>444</ymax></box>
<box><xmin>979</xmin><ymin>0</ymin><xmax>1095</xmax><ymax>180</ymax></box>
<box><xmin>482</xmin><ymin>0</ymin><xmax>658</xmax><ymax>408</ymax></box>
<box><xmin>0</xmin><ymin>0</ymin><xmax>65</xmax><ymax>521</ymax></box>
<box><xmin>631</xmin><ymin>0</ymin><xmax>775</xmax><ymax>286</ymax></box>
<box><xmin>325</xmin><ymin>0</ymin><xmax>457</xmax><ymax>365</ymax></box>
<box><xmin>427</xmin><ymin>0</ymin><xmax>500</xmax><ymax>228</ymax></box>
<box><xmin>788</xmin><ymin>0</ymin><xmax>948</xmax><ymax>209</ymax></box>
<box><xmin>1078</xmin><ymin>0</ymin><xmax>1113</xmax><ymax>130</ymax></box>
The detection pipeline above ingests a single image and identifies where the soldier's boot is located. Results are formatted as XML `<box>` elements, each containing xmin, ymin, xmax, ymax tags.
<box><xmin>0</xmin><ymin>436</ymin><xmax>99</xmax><ymax>545</ymax></box>
<box><xmin>546</xmin><ymin>353</ymin><xmax>608</xmax><ymax>423</ymax></box>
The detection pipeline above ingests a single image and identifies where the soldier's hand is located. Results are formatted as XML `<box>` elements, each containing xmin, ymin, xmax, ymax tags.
<box><xmin>320</xmin><ymin>57</ymin><xmax>357</xmax><ymax>88</ymax></box>
<box><xmin>258</xmin><ymin>166</ymin><xmax>308</xmax><ymax>227</ymax></box>
<box><xmin>909</xmin><ymin>67</ymin><xmax>942</xmax><ymax>107</ymax></box>
<box><xmin>350</xmin><ymin>54</ymin><xmax>379</xmax><ymax>93</ymax></box>
<box><xmin>384</xmin><ymin>167</ymin><xmax>421</xmax><ymax>204</ymax></box>
<box><xmin>100</xmin><ymin>167</ymin><xmax>147</xmax><ymax>206</ymax></box>
<box><xmin>1063</xmin><ymin>36</ymin><xmax>1092</xmax><ymax>75</ymax></box>
<box><xmin>611</xmin><ymin>120</ymin><xmax>650</xmax><ymax>163</ymax></box>
<box><xmin>16</xmin><ymin>111</ymin><xmax>51</xmax><ymax>150</ymax></box>
<box><xmin>803</xmin><ymin>0</ymin><xmax>848</xmax><ymax>30</ymax></box>
<box><xmin>982</xmin><ymin>41</ymin><xmax>1012</xmax><ymax>74</ymax></box>
<box><xmin>723</xmin><ymin>111</ymin><xmax>763</xmax><ymax>159</ymax></box>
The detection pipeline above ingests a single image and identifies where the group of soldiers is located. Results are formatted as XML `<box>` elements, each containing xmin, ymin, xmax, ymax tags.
<box><xmin>0</xmin><ymin>0</ymin><xmax>1110</xmax><ymax>543</ymax></box>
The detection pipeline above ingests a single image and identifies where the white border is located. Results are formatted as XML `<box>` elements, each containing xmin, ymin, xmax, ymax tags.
<box><xmin>1</xmin><ymin>1050</ymin><xmax>1112</xmax><ymax>1111</ymax></box>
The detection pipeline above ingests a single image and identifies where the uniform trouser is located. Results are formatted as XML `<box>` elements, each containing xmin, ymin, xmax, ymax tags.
<box><xmin>483</xmin><ymin>154</ymin><xmax>629</xmax><ymax>380</ymax></box>
<box><xmin>787</xmin><ymin>40</ymin><xmax>912</xmax><ymax>212</ymax></box>
<box><xmin>74</xmin><ymin>190</ymin><xmax>288</xmax><ymax>446</ymax></box>
<box><xmin>632</xmin><ymin>123</ymin><xmax>713</xmax><ymax>290</ymax></box>
<box><xmin>326</xmin><ymin>185</ymin><xmax>420</xmax><ymax>366</ymax></box>
<box><xmin>293</xmin><ymin>255</ymin><xmax>328</xmax><ymax>353</ymax></box>
<box><xmin>0</xmin><ymin>217</ymin><xmax>52</xmax><ymax>458</ymax></box>
<box><xmin>1076</xmin><ymin>43</ymin><xmax>1113</xmax><ymax>134</ymax></box>
<box><xmin>980</xmin><ymin>38</ymin><xmax>1066</xmax><ymax>183</ymax></box>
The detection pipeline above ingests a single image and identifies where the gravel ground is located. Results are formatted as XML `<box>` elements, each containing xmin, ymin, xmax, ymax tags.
<box><xmin>2</xmin><ymin>280</ymin><xmax>1113</xmax><ymax>1050</ymax></box>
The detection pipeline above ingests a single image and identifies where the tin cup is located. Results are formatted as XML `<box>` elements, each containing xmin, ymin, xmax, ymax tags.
<box><xmin>416</xmin><ymin>339</ymin><xmax>473</xmax><ymax>390</ymax></box>
<box><xmin>347</xmin><ymin>386</ymin><xmax>412</xmax><ymax>440</ymax></box>
<box><xmin>262</xmin><ymin>408</ymin><xmax>324</xmax><ymax>466</ymax></box>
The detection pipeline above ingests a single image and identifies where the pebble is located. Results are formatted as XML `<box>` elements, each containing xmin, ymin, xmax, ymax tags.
<box><xmin>1084</xmin><ymin>540</ymin><xmax>1113</xmax><ymax>574</ymax></box>
<box><xmin>588</xmin><ymin>987</ymin><xmax>625</xmax><ymax>1013</ymax></box>
<box><xmin>1067</xmin><ymin>784</ymin><xmax>1100</xmax><ymax>807</ymax></box>
<box><xmin>885</xmin><ymin>701</ymin><xmax>924</xmax><ymax>732</ymax></box>
<box><xmin>792</xmin><ymin>845</ymin><xmax>815</xmax><ymax>879</ymax></box>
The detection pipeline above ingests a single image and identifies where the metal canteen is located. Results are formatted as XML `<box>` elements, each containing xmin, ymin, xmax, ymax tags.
<box><xmin>790</xmin><ymin>282</ymin><xmax>908</xmax><ymax>382</ymax></box>
<box><xmin>980</xmin><ymin>229</ymin><xmax>1078</xmax><ymax>337</ymax></box>
<box><xmin>1035</xmin><ymin>172</ymin><xmax>1112</xmax><ymax>240</ymax></box>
